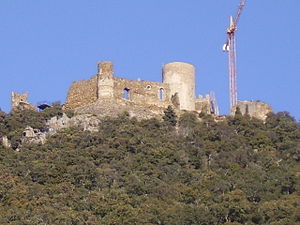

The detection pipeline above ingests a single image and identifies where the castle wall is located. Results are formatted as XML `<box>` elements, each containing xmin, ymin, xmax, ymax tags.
<box><xmin>65</xmin><ymin>75</ymin><xmax>98</xmax><ymax>109</ymax></box>
<box><xmin>11</xmin><ymin>92</ymin><xmax>37</xmax><ymax>111</ymax></box>
<box><xmin>113</xmin><ymin>77</ymin><xmax>171</xmax><ymax>108</ymax></box>
<box><xmin>98</xmin><ymin>77</ymin><xmax>114</xmax><ymax>98</ymax></box>
<box><xmin>232</xmin><ymin>101</ymin><xmax>272</xmax><ymax>120</ymax></box>
<box><xmin>162</xmin><ymin>62</ymin><xmax>195</xmax><ymax>111</ymax></box>
<box><xmin>65</xmin><ymin>61</ymin><xmax>207</xmax><ymax>114</ymax></box>
<box><xmin>195</xmin><ymin>95</ymin><xmax>212</xmax><ymax>114</ymax></box>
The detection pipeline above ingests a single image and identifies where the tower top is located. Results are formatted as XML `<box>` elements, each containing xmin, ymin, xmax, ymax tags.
<box><xmin>98</xmin><ymin>61</ymin><xmax>114</xmax><ymax>78</ymax></box>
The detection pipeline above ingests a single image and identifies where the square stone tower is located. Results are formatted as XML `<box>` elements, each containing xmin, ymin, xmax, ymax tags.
<box><xmin>97</xmin><ymin>61</ymin><xmax>114</xmax><ymax>99</ymax></box>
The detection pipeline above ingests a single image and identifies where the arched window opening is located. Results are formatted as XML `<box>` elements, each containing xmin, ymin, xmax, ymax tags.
<box><xmin>159</xmin><ymin>88</ymin><xmax>164</xmax><ymax>100</ymax></box>
<box><xmin>123</xmin><ymin>88</ymin><xmax>130</xmax><ymax>100</ymax></box>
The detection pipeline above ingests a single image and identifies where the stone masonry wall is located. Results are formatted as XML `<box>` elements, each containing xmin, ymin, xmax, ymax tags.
<box><xmin>11</xmin><ymin>92</ymin><xmax>37</xmax><ymax>111</ymax></box>
<box><xmin>113</xmin><ymin>77</ymin><xmax>171</xmax><ymax>108</ymax></box>
<box><xmin>65</xmin><ymin>75</ymin><xmax>98</xmax><ymax>109</ymax></box>
<box><xmin>232</xmin><ymin>101</ymin><xmax>272</xmax><ymax>120</ymax></box>
<box><xmin>195</xmin><ymin>95</ymin><xmax>212</xmax><ymax>114</ymax></box>
<box><xmin>97</xmin><ymin>61</ymin><xmax>114</xmax><ymax>99</ymax></box>
<box><xmin>163</xmin><ymin>62</ymin><xmax>195</xmax><ymax>111</ymax></box>
<box><xmin>65</xmin><ymin>75</ymin><xmax>173</xmax><ymax>110</ymax></box>
<box><xmin>64</xmin><ymin>61</ymin><xmax>213</xmax><ymax>116</ymax></box>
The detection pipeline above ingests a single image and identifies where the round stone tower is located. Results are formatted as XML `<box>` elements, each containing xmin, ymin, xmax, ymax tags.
<box><xmin>163</xmin><ymin>62</ymin><xmax>195</xmax><ymax>111</ymax></box>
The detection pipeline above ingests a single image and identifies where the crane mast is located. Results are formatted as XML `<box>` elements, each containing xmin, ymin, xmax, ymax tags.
<box><xmin>223</xmin><ymin>0</ymin><xmax>246</xmax><ymax>110</ymax></box>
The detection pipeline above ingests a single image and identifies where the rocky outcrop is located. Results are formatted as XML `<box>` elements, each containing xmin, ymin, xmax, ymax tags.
<box><xmin>47</xmin><ymin>113</ymin><xmax>101</xmax><ymax>133</ymax></box>
<box><xmin>1</xmin><ymin>136</ymin><xmax>11</xmax><ymax>148</ymax></box>
<box><xmin>18</xmin><ymin>113</ymin><xmax>101</xmax><ymax>145</ymax></box>
<box><xmin>21</xmin><ymin>126</ymin><xmax>47</xmax><ymax>144</ymax></box>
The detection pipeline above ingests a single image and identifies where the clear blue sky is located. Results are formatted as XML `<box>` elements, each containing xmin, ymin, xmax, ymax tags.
<box><xmin>1</xmin><ymin>0</ymin><xmax>299</xmax><ymax>119</ymax></box>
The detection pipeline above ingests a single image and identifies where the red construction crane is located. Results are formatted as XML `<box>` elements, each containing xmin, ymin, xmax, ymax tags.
<box><xmin>223</xmin><ymin>0</ymin><xmax>247</xmax><ymax>110</ymax></box>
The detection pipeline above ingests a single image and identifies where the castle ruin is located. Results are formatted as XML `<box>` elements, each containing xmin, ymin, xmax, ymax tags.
<box><xmin>232</xmin><ymin>100</ymin><xmax>272</xmax><ymax>121</ymax></box>
<box><xmin>65</xmin><ymin>61</ymin><xmax>214</xmax><ymax>118</ymax></box>
<box><xmin>11</xmin><ymin>92</ymin><xmax>37</xmax><ymax>112</ymax></box>
<box><xmin>8</xmin><ymin>61</ymin><xmax>272</xmax><ymax>121</ymax></box>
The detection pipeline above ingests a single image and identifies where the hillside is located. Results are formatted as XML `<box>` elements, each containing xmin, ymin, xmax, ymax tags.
<box><xmin>0</xmin><ymin>107</ymin><xmax>299</xmax><ymax>225</ymax></box>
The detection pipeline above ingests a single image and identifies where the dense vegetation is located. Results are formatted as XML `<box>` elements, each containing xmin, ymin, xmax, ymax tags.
<box><xmin>0</xmin><ymin>107</ymin><xmax>299</xmax><ymax>225</ymax></box>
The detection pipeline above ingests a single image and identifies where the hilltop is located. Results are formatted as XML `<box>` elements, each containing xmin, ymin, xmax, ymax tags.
<box><xmin>0</xmin><ymin>106</ymin><xmax>299</xmax><ymax>224</ymax></box>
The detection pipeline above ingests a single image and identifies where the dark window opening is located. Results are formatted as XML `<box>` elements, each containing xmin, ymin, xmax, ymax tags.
<box><xmin>123</xmin><ymin>88</ymin><xmax>130</xmax><ymax>100</ymax></box>
<box><xmin>159</xmin><ymin>88</ymin><xmax>164</xmax><ymax>100</ymax></box>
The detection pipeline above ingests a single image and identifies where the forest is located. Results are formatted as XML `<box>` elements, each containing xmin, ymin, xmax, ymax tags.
<box><xmin>0</xmin><ymin>106</ymin><xmax>299</xmax><ymax>225</ymax></box>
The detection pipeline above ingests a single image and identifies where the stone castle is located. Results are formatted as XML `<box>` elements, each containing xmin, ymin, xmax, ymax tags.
<box><xmin>64</xmin><ymin>61</ymin><xmax>215</xmax><ymax>118</ymax></box>
<box><xmin>9</xmin><ymin>60</ymin><xmax>272</xmax><ymax>120</ymax></box>
<box><xmin>3</xmin><ymin>61</ymin><xmax>273</xmax><ymax>148</ymax></box>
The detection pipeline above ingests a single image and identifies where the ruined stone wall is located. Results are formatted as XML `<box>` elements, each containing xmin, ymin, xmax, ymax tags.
<box><xmin>113</xmin><ymin>77</ymin><xmax>171</xmax><ymax>108</ymax></box>
<box><xmin>75</xmin><ymin>98</ymin><xmax>164</xmax><ymax>120</ymax></box>
<box><xmin>232</xmin><ymin>101</ymin><xmax>272</xmax><ymax>120</ymax></box>
<box><xmin>11</xmin><ymin>92</ymin><xmax>37</xmax><ymax>111</ymax></box>
<box><xmin>65</xmin><ymin>61</ymin><xmax>204</xmax><ymax>114</ymax></box>
<box><xmin>195</xmin><ymin>95</ymin><xmax>212</xmax><ymax>114</ymax></box>
<box><xmin>12</xmin><ymin>92</ymin><xmax>28</xmax><ymax>108</ymax></box>
<box><xmin>65</xmin><ymin>75</ymin><xmax>98</xmax><ymax>109</ymax></box>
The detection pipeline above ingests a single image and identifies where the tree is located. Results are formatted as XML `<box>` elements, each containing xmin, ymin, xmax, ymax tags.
<box><xmin>0</xmin><ymin>109</ymin><xmax>299</xmax><ymax>224</ymax></box>
<box><xmin>235</xmin><ymin>106</ymin><xmax>242</xmax><ymax>116</ymax></box>
<box><xmin>178</xmin><ymin>112</ymin><xmax>198</xmax><ymax>136</ymax></box>
<box><xmin>163</xmin><ymin>105</ymin><xmax>177</xmax><ymax>126</ymax></box>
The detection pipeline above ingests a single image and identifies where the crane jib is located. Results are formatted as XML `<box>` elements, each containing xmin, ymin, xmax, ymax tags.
<box><xmin>223</xmin><ymin>0</ymin><xmax>247</xmax><ymax>111</ymax></box>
